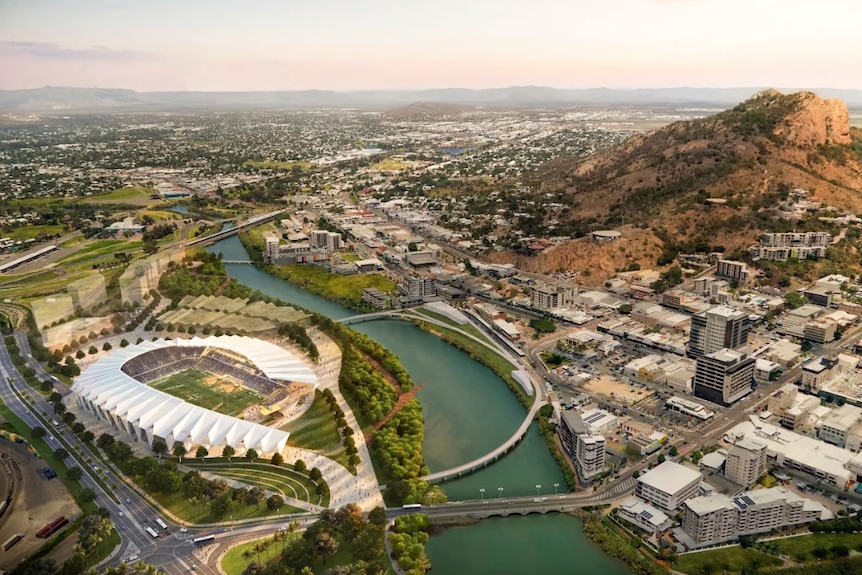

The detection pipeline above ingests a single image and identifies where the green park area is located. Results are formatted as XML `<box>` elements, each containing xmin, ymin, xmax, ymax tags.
<box><xmin>282</xmin><ymin>391</ymin><xmax>350</xmax><ymax>469</ymax></box>
<box><xmin>2</xmin><ymin>223</ymin><xmax>65</xmax><ymax>241</ymax></box>
<box><xmin>148</xmin><ymin>369</ymin><xmax>263</xmax><ymax>416</ymax></box>
<box><xmin>222</xmin><ymin>533</ymin><xmax>300</xmax><ymax>575</ymax></box>
<box><xmin>340</xmin><ymin>253</ymin><xmax>361</xmax><ymax>262</ymax></box>
<box><xmin>410</xmin><ymin>307</ymin><xmax>492</xmax><ymax>345</ymax></box>
<box><xmin>676</xmin><ymin>546</ymin><xmax>782</xmax><ymax>574</ymax></box>
<box><xmin>761</xmin><ymin>532</ymin><xmax>862</xmax><ymax>562</ymax></box>
<box><xmin>78</xmin><ymin>187</ymin><xmax>161</xmax><ymax>205</ymax></box>
<box><xmin>185</xmin><ymin>461</ymin><xmax>329</xmax><ymax>507</ymax></box>
<box><xmin>269</xmin><ymin>263</ymin><xmax>396</xmax><ymax>310</ymax></box>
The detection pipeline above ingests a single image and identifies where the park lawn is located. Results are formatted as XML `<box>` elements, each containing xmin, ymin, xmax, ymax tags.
<box><xmin>222</xmin><ymin>534</ymin><xmax>299</xmax><ymax>575</ymax></box>
<box><xmin>3</xmin><ymin>223</ymin><xmax>65</xmax><ymax>241</ymax></box>
<box><xmin>282</xmin><ymin>392</ymin><xmax>352</xmax><ymax>472</ymax></box>
<box><xmin>410</xmin><ymin>308</ymin><xmax>492</xmax><ymax>345</ymax></box>
<box><xmin>149</xmin><ymin>369</ymin><xmax>263</xmax><ymax>416</ymax></box>
<box><xmin>676</xmin><ymin>546</ymin><xmax>782</xmax><ymax>575</ymax></box>
<box><xmin>87</xmin><ymin>527</ymin><xmax>121</xmax><ymax>569</ymax></box>
<box><xmin>189</xmin><ymin>464</ymin><xmax>328</xmax><ymax>507</ymax></box>
<box><xmin>243</xmin><ymin>160</ymin><xmax>313</xmax><ymax>172</ymax></box>
<box><xmin>78</xmin><ymin>187</ymin><xmax>160</xmax><ymax>205</ymax></box>
<box><xmin>146</xmin><ymin>487</ymin><xmax>299</xmax><ymax>524</ymax></box>
<box><xmin>766</xmin><ymin>533</ymin><xmax>862</xmax><ymax>561</ymax></box>
<box><xmin>270</xmin><ymin>264</ymin><xmax>396</xmax><ymax>309</ymax></box>
<box><xmin>57</xmin><ymin>239</ymin><xmax>142</xmax><ymax>265</ymax></box>
<box><xmin>340</xmin><ymin>253</ymin><xmax>361</xmax><ymax>262</ymax></box>
<box><xmin>139</xmin><ymin>209</ymin><xmax>181</xmax><ymax>221</ymax></box>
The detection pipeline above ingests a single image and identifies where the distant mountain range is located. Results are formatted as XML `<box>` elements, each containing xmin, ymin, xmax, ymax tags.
<box><xmin>2</xmin><ymin>86</ymin><xmax>862</xmax><ymax>112</ymax></box>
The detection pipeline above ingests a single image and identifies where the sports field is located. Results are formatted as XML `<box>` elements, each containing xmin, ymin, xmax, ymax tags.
<box><xmin>149</xmin><ymin>369</ymin><xmax>262</xmax><ymax>416</ymax></box>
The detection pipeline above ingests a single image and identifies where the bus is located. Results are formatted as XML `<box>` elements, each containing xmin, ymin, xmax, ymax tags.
<box><xmin>155</xmin><ymin>518</ymin><xmax>168</xmax><ymax>531</ymax></box>
<box><xmin>401</xmin><ymin>504</ymin><xmax>422</xmax><ymax>510</ymax></box>
<box><xmin>3</xmin><ymin>533</ymin><xmax>24</xmax><ymax>551</ymax></box>
<box><xmin>193</xmin><ymin>535</ymin><xmax>215</xmax><ymax>547</ymax></box>
<box><xmin>145</xmin><ymin>527</ymin><xmax>160</xmax><ymax>539</ymax></box>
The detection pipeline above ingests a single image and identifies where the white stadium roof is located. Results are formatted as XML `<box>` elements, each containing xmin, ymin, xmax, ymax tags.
<box><xmin>71</xmin><ymin>336</ymin><xmax>319</xmax><ymax>454</ymax></box>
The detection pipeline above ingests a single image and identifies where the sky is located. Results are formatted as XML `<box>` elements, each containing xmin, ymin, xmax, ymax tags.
<box><xmin>1</xmin><ymin>0</ymin><xmax>861</xmax><ymax>92</ymax></box>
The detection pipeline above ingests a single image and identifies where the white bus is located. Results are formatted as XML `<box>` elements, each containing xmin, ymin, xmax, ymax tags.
<box><xmin>193</xmin><ymin>535</ymin><xmax>215</xmax><ymax>547</ymax></box>
<box><xmin>155</xmin><ymin>518</ymin><xmax>168</xmax><ymax>531</ymax></box>
<box><xmin>145</xmin><ymin>526</ymin><xmax>160</xmax><ymax>539</ymax></box>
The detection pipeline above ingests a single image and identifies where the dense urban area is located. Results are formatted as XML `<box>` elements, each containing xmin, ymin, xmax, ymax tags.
<box><xmin>2</xmin><ymin>98</ymin><xmax>862</xmax><ymax>575</ymax></box>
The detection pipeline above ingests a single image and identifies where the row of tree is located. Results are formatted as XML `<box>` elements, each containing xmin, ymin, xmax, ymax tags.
<box><xmin>389</xmin><ymin>513</ymin><xmax>431</xmax><ymax>575</ymax></box>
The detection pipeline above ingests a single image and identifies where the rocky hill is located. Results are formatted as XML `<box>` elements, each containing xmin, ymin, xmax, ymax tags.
<box><xmin>518</xmin><ymin>90</ymin><xmax>862</xmax><ymax>282</ymax></box>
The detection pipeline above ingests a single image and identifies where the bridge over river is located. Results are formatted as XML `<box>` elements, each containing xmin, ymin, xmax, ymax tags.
<box><xmin>339</xmin><ymin>307</ymin><xmax>545</xmax><ymax>484</ymax></box>
<box><xmin>186</xmin><ymin>209</ymin><xmax>287</xmax><ymax>247</ymax></box>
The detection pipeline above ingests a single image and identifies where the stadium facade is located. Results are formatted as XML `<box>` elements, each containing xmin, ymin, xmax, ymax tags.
<box><xmin>71</xmin><ymin>336</ymin><xmax>319</xmax><ymax>456</ymax></box>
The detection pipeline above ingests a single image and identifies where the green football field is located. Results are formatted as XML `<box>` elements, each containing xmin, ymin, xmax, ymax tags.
<box><xmin>149</xmin><ymin>369</ymin><xmax>263</xmax><ymax>416</ymax></box>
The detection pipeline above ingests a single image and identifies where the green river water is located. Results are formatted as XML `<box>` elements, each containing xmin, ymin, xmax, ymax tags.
<box><xmin>208</xmin><ymin>235</ymin><xmax>631</xmax><ymax>575</ymax></box>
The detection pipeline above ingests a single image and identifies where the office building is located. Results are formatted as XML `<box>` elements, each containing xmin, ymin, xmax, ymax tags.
<box><xmin>682</xmin><ymin>487</ymin><xmax>832</xmax><ymax>546</ymax></box>
<box><xmin>693</xmin><ymin>348</ymin><xmax>755</xmax><ymax>406</ymax></box>
<box><xmin>818</xmin><ymin>404</ymin><xmax>862</xmax><ymax>448</ymax></box>
<box><xmin>635</xmin><ymin>461</ymin><xmax>702</xmax><ymax>512</ymax></box>
<box><xmin>310</xmin><ymin>230</ymin><xmax>343</xmax><ymax>251</ymax></box>
<box><xmin>531</xmin><ymin>284</ymin><xmax>576</xmax><ymax>310</ymax></box>
<box><xmin>688</xmin><ymin>306</ymin><xmax>750</xmax><ymax>359</ymax></box>
<box><xmin>716</xmin><ymin>259</ymin><xmax>750</xmax><ymax>284</ymax></box>
<box><xmin>724</xmin><ymin>438</ymin><xmax>767</xmax><ymax>487</ymax></box>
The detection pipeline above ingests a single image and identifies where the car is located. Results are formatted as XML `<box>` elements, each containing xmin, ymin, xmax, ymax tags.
<box><xmin>180</xmin><ymin>527</ymin><xmax>188</xmax><ymax>533</ymax></box>
<box><xmin>126</xmin><ymin>498</ymin><xmax>131</xmax><ymax>503</ymax></box>
<box><xmin>128</xmin><ymin>555</ymin><xmax>138</xmax><ymax>562</ymax></box>
<box><xmin>118</xmin><ymin>512</ymin><xmax>124</xmax><ymax>517</ymax></box>
<box><xmin>120</xmin><ymin>525</ymin><xmax>126</xmax><ymax>531</ymax></box>
<box><xmin>93</xmin><ymin>466</ymin><xmax>100</xmax><ymax>472</ymax></box>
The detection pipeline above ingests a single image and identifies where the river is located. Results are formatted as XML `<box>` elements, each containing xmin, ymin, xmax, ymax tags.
<box><xmin>207</xmin><ymin>234</ymin><xmax>631</xmax><ymax>575</ymax></box>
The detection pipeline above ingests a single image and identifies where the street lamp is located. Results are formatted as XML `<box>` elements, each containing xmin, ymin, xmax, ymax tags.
<box><xmin>479</xmin><ymin>488</ymin><xmax>485</xmax><ymax>503</ymax></box>
<box><xmin>498</xmin><ymin>487</ymin><xmax>504</xmax><ymax>500</ymax></box>
<box><xmin>554</xmin><ymin>483</ymin><xmax>560</xmax><ymax>495</ymax></box>
<box><xmin>536</xmin><ymin>484</ymin><xmax>541</xmax><ymax>496</ymax></box>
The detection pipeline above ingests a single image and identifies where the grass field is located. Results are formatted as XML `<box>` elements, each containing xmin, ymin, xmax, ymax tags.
<box><xmin>57</xmin><ymin>239</ymin><xmax>143</xmax><ymax>266</ymax></box>
<box><xmin>410</xmin><ymin>308</ymin><xmax>492</xmax><ymax>344</ymax></box>
<box><xmin>763</xmin><ymin>532</ymin><xmax>862</xmax><ymax>562</ymax></box>
<box><xmin>187</xmin><ymin>462</ymin><xmax>329</xmax><ymax>507</ymax></box>
<box><xmin>676</xmin><ymin>546</ymin><xmax>782</xmax><ymax>574</ymax></box>
<box><xmin>79</xmin><ymin>187</ymin><xmax>160</xmax><ymax>205</ymax></box>
<box><xmin>282</xmin><ymin>391</ymin><xmax>351</xmax><ymax>470</ymax></box>
<box><xmin>340</xmin><ymin>253</ymin><xmax>361</xmax><ymax>262</ymax></box>
<box><xmin>148</xmin><ymin>369</ymin><xmax>263</xmax><ymax>416</ymax></box>
<box><xmin>2</xmin><ymin>224</ymin><xmax>65</xmax><ymax>241</ymax></box>
<box><xmin>369</xmin><ymin>158</ymin><xmax>411</xmax><ymax>171</ymax></box>
<box><xmin>146</xmin><ymin>485</ymin><xmax>300</xmax><ymax>523</ymax></box>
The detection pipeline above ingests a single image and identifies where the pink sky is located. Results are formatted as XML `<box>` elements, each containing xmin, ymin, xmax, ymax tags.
<box><xmin>2</xmin><ymin>0</ymin><xmax>861</xmax><ymax>91</ymax></box>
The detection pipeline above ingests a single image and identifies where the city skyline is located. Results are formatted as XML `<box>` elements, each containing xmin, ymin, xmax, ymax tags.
<box><xmin>2</xmin><ymin>0</ymin><xmax>861</xmax><ymax>91</ymax></box>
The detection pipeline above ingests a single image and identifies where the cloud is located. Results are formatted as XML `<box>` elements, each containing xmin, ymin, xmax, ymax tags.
<box><xmin>0</xmin><ymin>41</ymin><xmax>156</xmax><ymax>61</ymax></box>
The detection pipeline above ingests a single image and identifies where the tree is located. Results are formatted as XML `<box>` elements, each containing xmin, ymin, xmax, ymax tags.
<box><xmin>270</xmin><ymin>453</ymin><xmax>283</xmax><ymax>466</ymax></box>
<box><xmin>785</xmin><ymin>292</ymin><xmax>806</xmax><ymax>309</ymax></box>
<box><xmin>266</xmin><ymin>494</ymin><xmax>284</xmax><ymax>511</ymax></box>
<box><xmin>120</xmin><ymin>339</ymin><xmax>130</xmax><ymax>348</ymax></box>
<box><xmin>81</xmin><ymin>430</ymin><xmax>95</xmax><ymax>443</ymax></box>
<box><xmin>369</xmin><ymin>506</ymin><xmax>387</xmax><ymax>526</ymax></box>
<box><xmin>72</xmin><ymin>422</ymin><xmax>85</xmax><ymax>435</ymax></box>
<box><xmin>75</xmin><ymin>349</ymin><xmax>86</xmax><ymax>359</ymax></box>
<box><xmin>173</xmin><ymin>443</ymin><xmax>187</xmax><ymax>461</ymax></box>
<box><xmin>67</xmin><ymin>466</ymin><xmax>82</xmax><ymax>480</ymax></box>
<box><xmin>102</xmin><ymin>342</ymin><xmax>112</xmax><ymax>352</ymax></box>
<box><xmin>152</xmin><ymin>440</ymin><xmax>167</xmax><ymax>458</ymax></box>
<box><xmin>88</xmin><ymin>345</ymin><xmax>99</xmax><ymax>355</ymax></box>
<box><xmin>294</xmin><ymin>459</ymin><xmax>307</xmax><ymax>472</ymax></box>
<box><xmin>669</xmin><ymin>446</ymin><xmax>678</xmax><ymax>457</ymax></box>
<box><xmin>223</xmin><ymin>445</ymin><xmax>235</xmax><ymax>461</ymax></box>
<box><xmin>54</xmin><ymin>447</ymin><xmax>69</xmax><ymax>460</ymax></box>
<box><xmin>195</xmin><ymin>446</ymin><xmax>209</xmax><ymax>459</ymax></box>
<box><xmin>245</xmin><ymin>448</ymin><xmax>258</xmax><ymax>463</ymax></box>
<box><xmin>657</xmin><ymin>454</ymin><xmax>666</xmax><ymax>463</ymax></box>
<box><xmin>407</xmin><ymin>242</ymin><xmax>418</xmax><ymax>252</ymax></box>
<box><xmin>632</xmin><ymin>470</ymin><xmax>640</xmax><ymax>478</ymax></box>
<box><xmin>97</xmin><ymin>433</ymin><xmax>115</xmax><ymax>451</ymax></box>
<box><xmin>81</xmin><ymin>488</ymin><xmax>97</xmax><ymax>502</ymax></box>
<box><xmin>31</xmin><ymin>426</ymin><xmax>46</xmax><ymax>439</ymax></box>
<box><xmin>309</xmin><ymin>467</ymin><xmax>323</xmax><ymax>482</ymax></box>
<box><xmin>313</xmin><ymin>532</ymin><xmax>338</xmax><ymax>565</ymax></box>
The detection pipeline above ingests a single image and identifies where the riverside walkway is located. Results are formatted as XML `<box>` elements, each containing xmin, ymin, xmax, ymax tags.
<box><xmin>339</xmin><ymin>306</ymin><xmax>545</xmax><ymax>484</ymax></box>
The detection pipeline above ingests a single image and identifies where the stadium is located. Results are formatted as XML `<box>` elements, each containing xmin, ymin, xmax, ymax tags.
<box><xmin>70</xmin><ymin>335</ymin><xmax>319</xmax><ymax>457</ymax></box>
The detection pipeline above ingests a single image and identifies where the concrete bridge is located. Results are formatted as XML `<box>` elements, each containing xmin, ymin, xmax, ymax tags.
<box><xmin>221</xmin><ymin>260</ymin><xmax>252</xmax><ymax>264</ymax></box>
<box><xmin>340</xmin><ymin>307</ymin><xmax>545</xmax><ymax>484</ymax></box>
<box><xmin>394</xmin><ymin>492</ymin><xmax>612</xmax><ymax>522</ymax></box>
<box><xmin>186</xmin><ymin>209</ymin><xmax>287</xmax><ymax>247</ymax></box>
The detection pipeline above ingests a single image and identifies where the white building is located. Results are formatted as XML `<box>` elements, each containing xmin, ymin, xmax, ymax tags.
<box><xmin>682</xmin><ymin>487</ymin><xmax>832</xmax><ymax>546</ymax></box>
<box><xmin>617</xmin><ymin>496</ymin><xmax>673</xmax><ymax>534</ymax></box>
<box><xmin>636</xmin><ymin>461</ymin><xmax>703</xmax><ymax>512</ymax></box>
<box><xmin>580</xmin><ymin>408</ymin><xmax>619</xmax><ymax>434</ymax></box>
<box><xmin>724</xmin><ymin>438</ymin><xmax>767</xmax><ymax>487</ymax></box>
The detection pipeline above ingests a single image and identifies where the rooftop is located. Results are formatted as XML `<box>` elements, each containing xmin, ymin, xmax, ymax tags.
<box><xmin>638</xmin><ymin>461</ymin><xmax>702</xmax><ymax>494</ymax></box>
